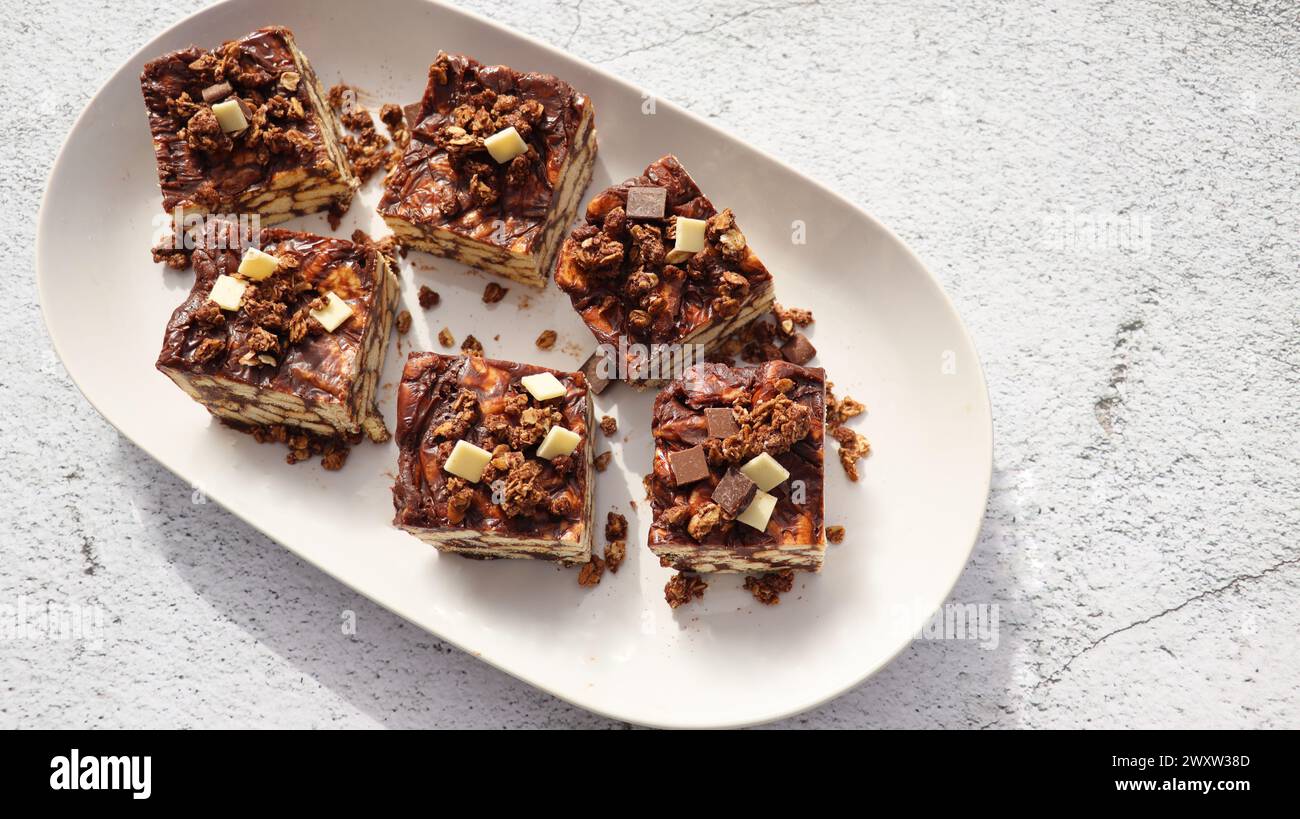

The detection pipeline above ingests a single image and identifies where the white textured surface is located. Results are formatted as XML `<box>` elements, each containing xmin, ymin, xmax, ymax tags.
<box><xmin>4</xmin><ymin>0</ymin><xmax>1297</xmax><ymax>728</ymax></box>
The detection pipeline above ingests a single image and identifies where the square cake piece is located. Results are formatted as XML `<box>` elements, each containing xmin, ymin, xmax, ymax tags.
<box><xmin>157</xmin><ymin>226</ymin><xmax>398</xmax><ymax>449</ymax></box>
<box><xmin>554</xmin><ymin>155</ymin><xmax>776</xmax><ymax>386</ymax></box>
<box><xmin>392</xmin><ymin>353</ymin><xmax>594</xmax><ymax>564</ymax></box>
<box><xmin>647</xmin><ymin>361</ymin><xmax>826</xmax><ymax>573</ymax></box>
<box><xmin>378</xmin><ymin>52</ymin><xmax>598</xmax><ymax>287</ymax></box>
<box><xmin>140</xmin><ymin>26</ymin><xmax>357</xmax><ymax>229</ymax></box>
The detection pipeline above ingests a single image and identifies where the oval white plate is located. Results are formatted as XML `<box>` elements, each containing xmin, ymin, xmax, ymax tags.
<box><xmin>37</xmin><ymin>0</ymin><xmax>992</xmax><ymax>728</ymax></box>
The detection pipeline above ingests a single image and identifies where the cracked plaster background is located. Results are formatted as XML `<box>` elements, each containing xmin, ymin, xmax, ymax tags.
<box><xmin>1</xmin><ymin>0</ymin><xmax>1297</xmax><ymax>728</ymax></box>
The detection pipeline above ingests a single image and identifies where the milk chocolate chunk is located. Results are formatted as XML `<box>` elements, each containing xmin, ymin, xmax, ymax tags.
<box><xmin>625</xmin><ymin>186</ymin><xmax>667</xmax><ymax>219</ymax></box>
<box><xmin>712</xmin><ymin>469</ymin><xmax>757</xmax><ymax>518</ymax></box>
<box><xmin>704</xmin><ymin>406</ymin><xmax>739</xmax><ymax>438</ymax></box>
<box><xmin>201</xmin><ymin>81</ymin><xmax>233</xmax><ymax>103</ymax></box>
<box><xmin>781</xmin><ymin>332</ymin><xmax>817</xmax><ymax>365</ymax></box>
<box><xmin>668</xmin><ymin>445</ymin><xmax>709</xmax><ymax>486</ymax></box>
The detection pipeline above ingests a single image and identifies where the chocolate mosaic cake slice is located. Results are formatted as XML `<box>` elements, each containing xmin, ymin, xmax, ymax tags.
<box><xmin>392</xmin><ymin>353</ymin><xmax>594</xmax><ymax>564</ymax></box>
<box><xmin>648</xmin><ymin>361</ymin><xmax>826</xmax><ymax>573</ymax></box>
<box><xmin>554</xmin><ymin>155</ymin><xmax>775</xmax><ymax>387</ymax></box>
<box><xmin>379</xmin><ymin>52</ymin><xmax>598</xmax><ymax>287</ymax></box>
<box><xmin>157</xmin><ymin>227</ymin><xmax>397</xmax><ymax>451</ymax></box>
<box><xmin>140</xmin><ymin>26</ymin><xmax>357</xmax><ymax>232</ymax></box>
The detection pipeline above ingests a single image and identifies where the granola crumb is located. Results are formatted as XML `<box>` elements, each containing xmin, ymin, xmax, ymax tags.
<box><xmin>604</xmin><ymin>539</ymin><xmax>626</xmax><ymax>573</ymax></box>
<box><xmin>535</xmin><ymin>329</ymin><xmax>557</xmax><ymax>350</ymax></box>
<box><xmin>599</xmin><ymin>415</ymin><xmax>617</xmax><ymax>436</ymax></box>
<box><xmin>228</xmin><ymin>421</ymin><xmax>355</xmax><ymax>470</ymax></box>
<box><xmin>593</xmin><ymin>451</ymin><xmax>612</xmax><ymax>472</ymax></box>
<box><xmin>418</xmin><ymin>285</ymin><xmax>440</xmax><ymax>309</ymax></box>
<box><xmin>744</xmin><ymin>570</ymin><xmax>795</xmax><ymax>605</ymax></box>
<box><xmin>395</xmin><ymin>310</ymin><xmax>412</xmax><ymax>334</ymax></box>
<box><xmin>664</xmin><ymin>572</ymin><xmax>708</xmax><ymax>609</ymax></box>
<box><xmin>437</xmin><ymin>327</ymin><xmax>455</xmax><ymax>348</ymax></box>
<box><xmin>461</xmin><ymin>334</ymin><xmax>483</xmax><ymax>356</ymax></box>
<box><xmin>827</xmin><ymin>525</ymin><xmax>846</xmax><ymax>544</ymax></box>
<box><xmin>605</xmin><ymin>511</ymin><xmax>628</xmax><ymax>542</ymax></box>
<box><xmin>578</xmin><ymin>555</ymin><xmax>605</xmax><ymax>587</ymax></box>
<box><xmin>832</xmin><ymin>426</ymin><xmax>871</xmax><ymax>482</ymax></box>
<box><xmin>482</xmin><ymin>281</ymin><xmax>509</xmax><ymax>303</ymax></box>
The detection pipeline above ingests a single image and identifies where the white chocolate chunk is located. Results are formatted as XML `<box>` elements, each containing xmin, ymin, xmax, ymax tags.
<box><xmin>665</xmin><ymin>216</ymin><xmax>707</xmax><ymax>263</ymax></box>
<box><xmin>208</xmin><ymin>274</ymin><xmax>246</xmax><ymax>311</ymax></box>
<box><xmin>536</xmin><ymin>425</ymin><xmax>581</xmax><ymax>460</ymax></box>
<box><xmin>484</xmin><ymin>126</ymin><xmax>527</xmax><ymax>164</ymax></box>
<box><xmin>211</xmin><ymin>98</ymin><xmax>248</xmax><ymax>133</ymax></box>
<box><xmin>520</xmin><ymin>371</ymin><xmax>566</xmax><ymax>401</ymax></box>
<box><xmin>309</xmin><ymin>291</ymin><xmax>353</xmax><ymax>333</ymax></box>
<box><xmin>238</xmin><ymin>247</ymin><xmax>280</xmax><ymax>280</ymax></box>
<box><xmin>739</xmin><ymin>452</ymin><xmax>790</xmax><ymax>491</ymax></box>
<box><xmin>443</xmin><ymin>439</ymin><xmax>492</xmax><ymax>483</ymax></box>
<box><xmin>737</xmin><ymin>490</ymin><xmax>777</xmax><ymax>531</ymax></box>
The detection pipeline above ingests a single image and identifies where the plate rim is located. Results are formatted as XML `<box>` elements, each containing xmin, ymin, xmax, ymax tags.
<box><xmin>35</xmin><ymin>0</ymin><xmax>994</xmax><ymax>728</ymax></box>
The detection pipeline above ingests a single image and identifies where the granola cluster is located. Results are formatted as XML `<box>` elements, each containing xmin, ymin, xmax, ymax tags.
<box><xmin>826</xmin><ymin>382</ymin><xmax>870</xmax><ymax>481</ymax></box>
<box><xmin>743</xmin><ymin>570</ymin><xmax>795</xmax><ymax>605</ymax></box>
<box><xmin>421</xmin><ymin>54</ymin><xmax>545</xmax><ymax>215</ymax></box>
<box><xmin>241</xmin><ymin>422</ymin><xmax>354</xmax><ymax>470</ymax></box>
<box><xmin>186</xmin><ymin>243</ymin><xmax>331</xmax><ymax>372</ymax></box>
<box><xmin>664</xmin><ymin>572</ymin><xmax>708</xmax><ymax>609</ymax></box>
<box><xmin>327</xmin><ymin>84</ymin><xmax>393</xmax><ymax>184</ymax></box>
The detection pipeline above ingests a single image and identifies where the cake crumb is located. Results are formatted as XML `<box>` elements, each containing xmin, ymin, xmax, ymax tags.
<box><xmin>437</xmin><ymin>327</ymin><xmax>454</xmax><ymax>348</ymax></box>
<box><xmin>535</xmin><ymin>329</ymin><xmax>557</xmax><ymax>350</ymax></box>
<box><xmin>395</xmin><ymin>310</ymin><xmax>411</xmax><ymax>334</ymax></box>
<box><xmin>461</xmin><ymin>334</ymin><xmax>484</xmax><ymax>356</ymax></box>
<box><xmin>744</xmin><ymin>570</ymin><xmax>794</xmax><ymax>605</ymax></box>
<box><xmin>594</xmin><ymin>451</ymin><xmax>612</xmax><ymax>472</ymax></box>
<box><xmin>599</xmin><ymin>415</ymin><xmax>617</xmax><ymax>436</ymax></box>
<box><xmin>665</xmin><ymin>572</ymin><xmax>707</xmax><ymax>609</ymax></box>
<box><xmin>827</xmin><ymin>525</ymin><xmax>846</xmax><ymax>544</ymax></box>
